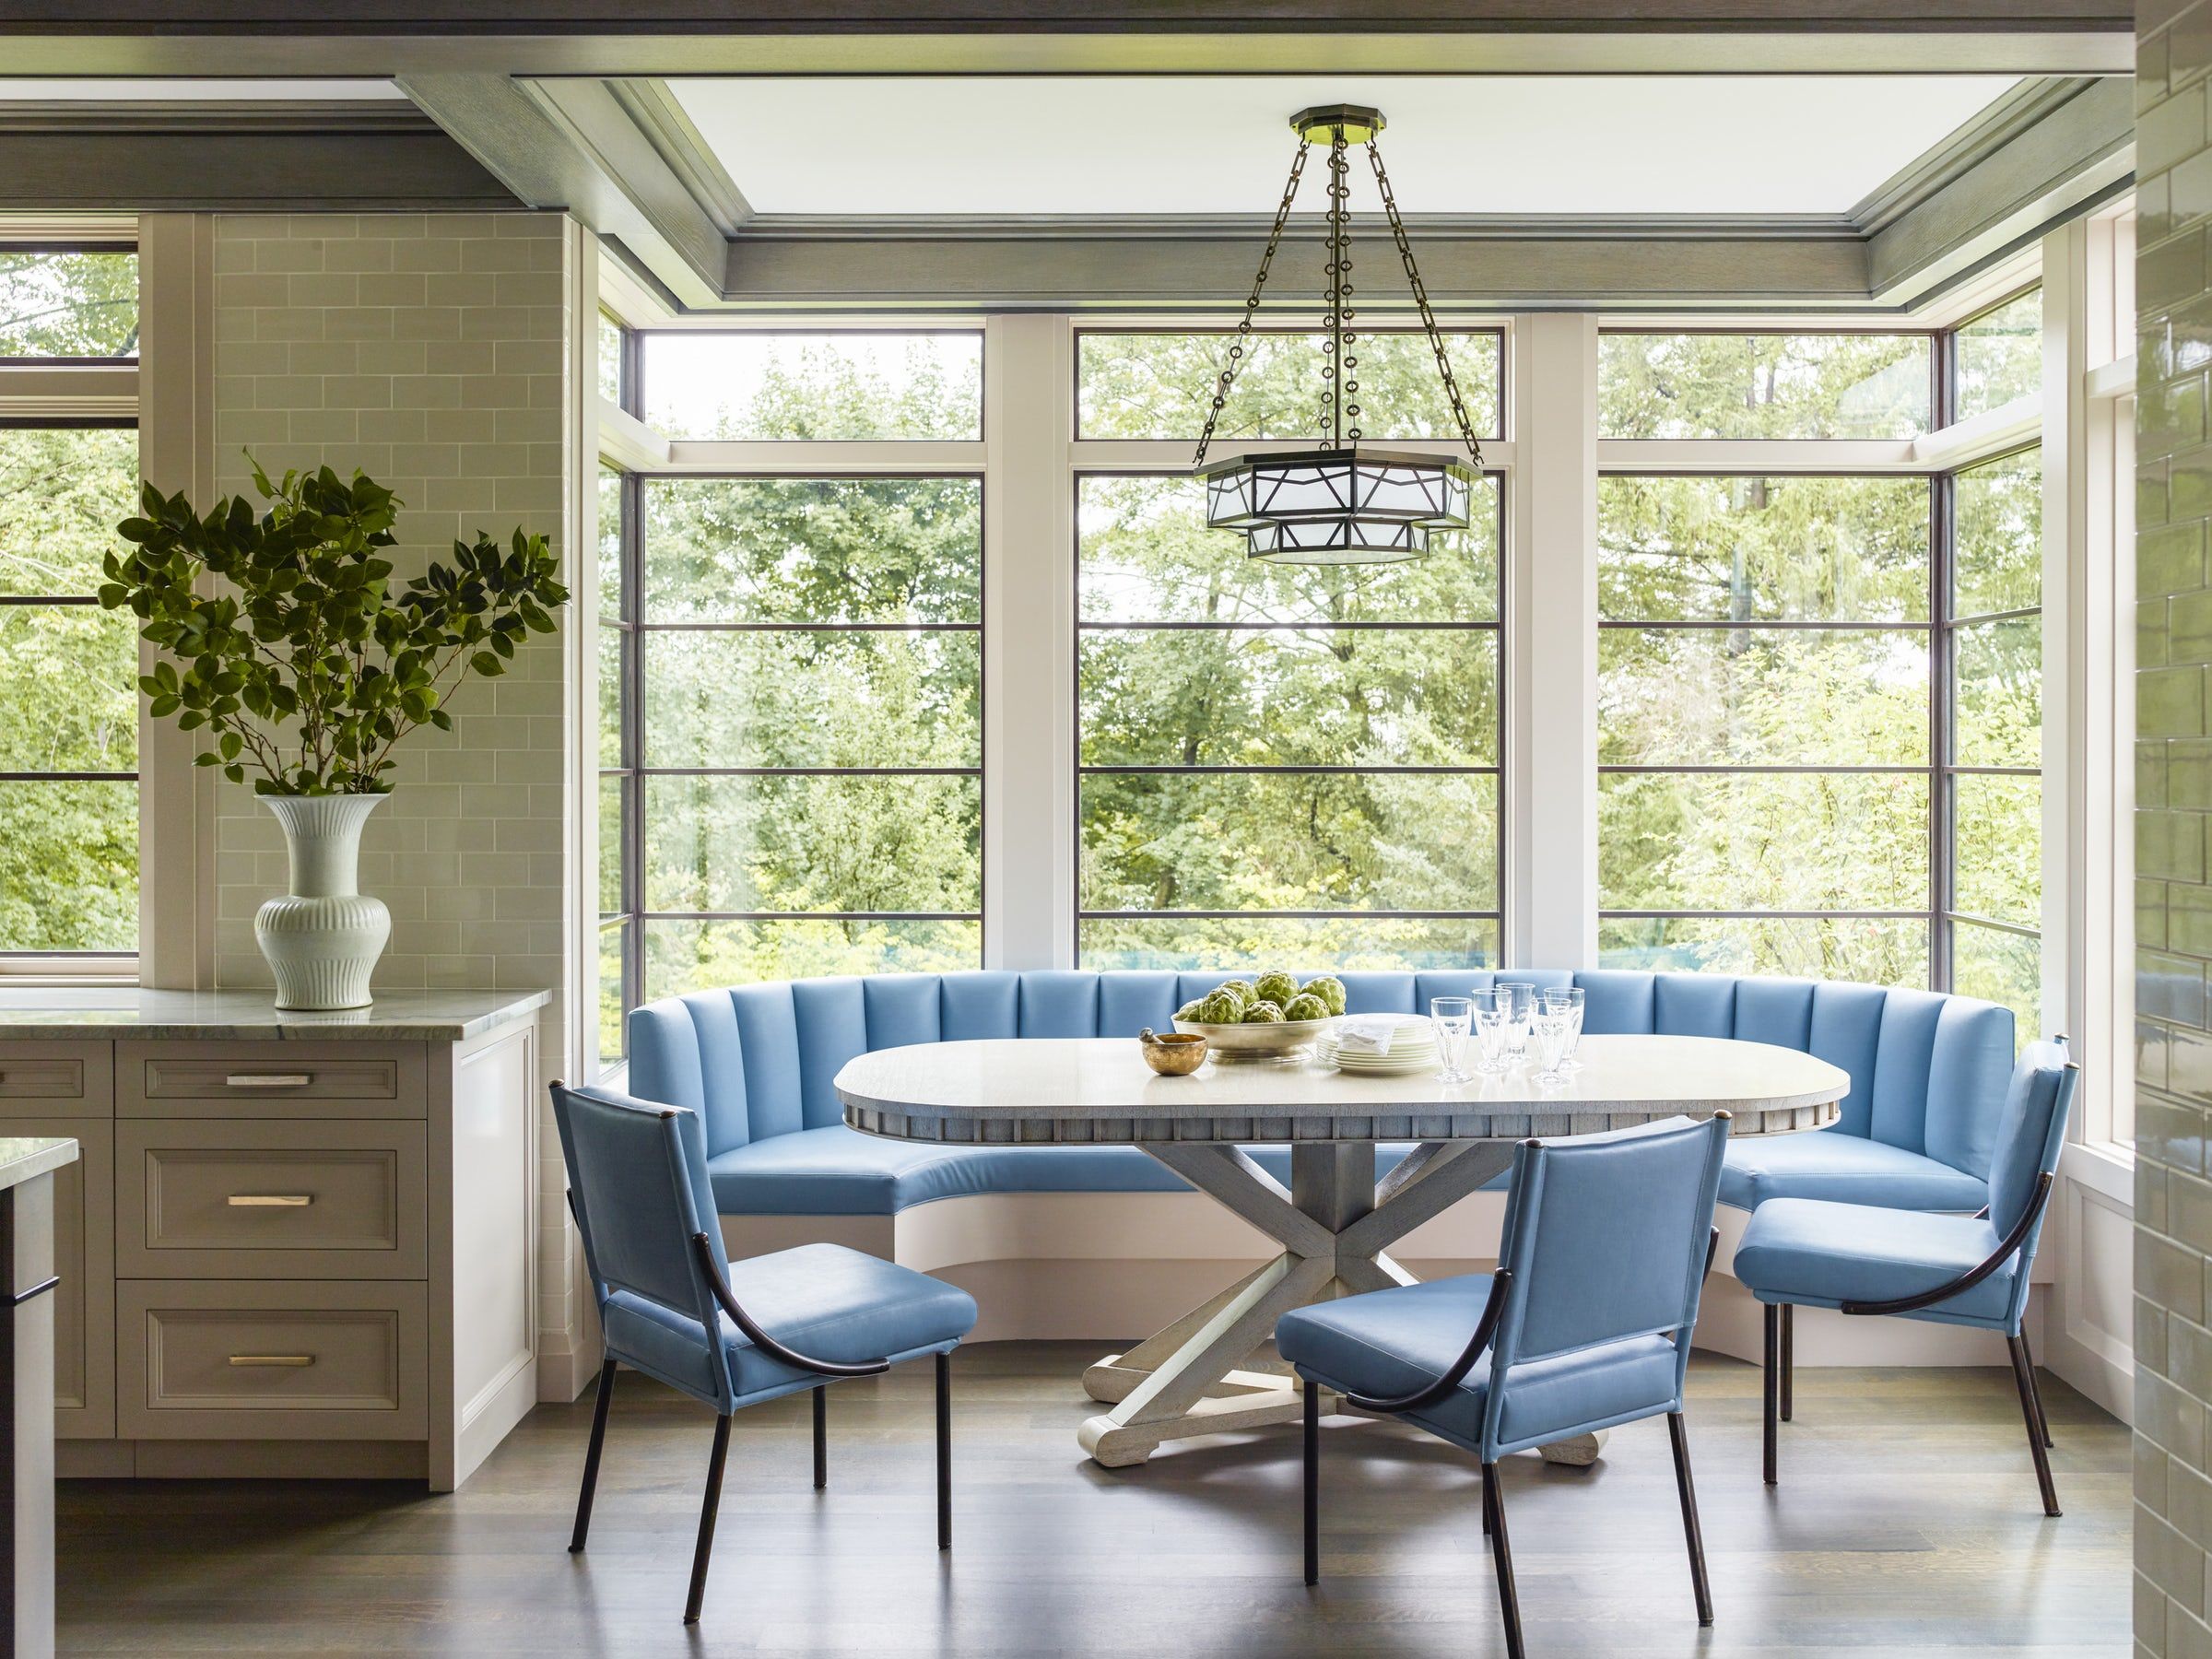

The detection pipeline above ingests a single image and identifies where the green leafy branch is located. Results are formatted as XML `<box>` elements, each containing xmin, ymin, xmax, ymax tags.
<box><xmin>100</xmin><ymin>457</ymin><xmax>569</xmax><ymax>795</ymax></box>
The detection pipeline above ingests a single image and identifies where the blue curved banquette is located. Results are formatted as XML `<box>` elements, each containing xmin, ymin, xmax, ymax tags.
<box><xmin>626</xmin><ymin>969</ymin><xmax>2017</xmax><ymax>1221</ymax></box>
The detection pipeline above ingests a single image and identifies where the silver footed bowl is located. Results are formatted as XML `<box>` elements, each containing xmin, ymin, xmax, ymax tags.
<box><xmin>1171</xmin><ymin>1016</ymin><xmax>1333</xmax><ymax>1063</ymax></box>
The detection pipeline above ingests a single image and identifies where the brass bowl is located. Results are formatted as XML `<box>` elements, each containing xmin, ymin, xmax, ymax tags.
<box><xmin>1137</xmin><ymin>1028</ymin><xmax>1208</xmax><ymax>1076</ymax></box>
<box><xmin>1172</xmin><ymin>1016</ymin><xmax>1334</xmax><ymax>1063</ymax></box>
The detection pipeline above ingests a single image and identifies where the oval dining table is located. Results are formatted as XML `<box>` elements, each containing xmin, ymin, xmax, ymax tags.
<box><xmin>835</xmin><ymin>1032</ymin><xmax>1849</xmax><ymax>1469</ymax></box>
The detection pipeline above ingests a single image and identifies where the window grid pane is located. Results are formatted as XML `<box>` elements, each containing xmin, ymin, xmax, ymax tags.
<box><xmin>631</xmin><ymin>470</ymin><xmax>982</xmax><ymax>994</ymax></box>
<box><xmin>1077</xmin><ymin>465</ymin><xmax>1503</xmax><ymax>971</ymax></box>
<box><xmin>1598</xmin><ymin>462</ymin><xmax>1936</xmax><ymax>990</ymax></box>
<box><xmin>1599</xmin><ymin>333</ymin><xmax>1935</xmax><ymax>440</ymax></box>
<box><xmin>0</xmin><ymin>423</ymin><xmax>139</xmax><ymax>954</ymax></box>
<box><xmin>1944</xmin><ymin>444</ymin><xmax>2043</xmax><ymax>1042</ymax></box>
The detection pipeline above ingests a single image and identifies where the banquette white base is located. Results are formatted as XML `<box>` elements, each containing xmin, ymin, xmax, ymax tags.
<box><xmin>720</xmin><ymin>1190</ymin><xmax>2051</xmax><ymax>1371</ymax></box>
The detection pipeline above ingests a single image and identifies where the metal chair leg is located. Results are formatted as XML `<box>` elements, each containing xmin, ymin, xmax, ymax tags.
<box><xmin>1779</xmin><ymin>1303</ymin><xmax>1794</xmax><ymax>1423</ymax></box>
<box><xmin>1302</xmin><ymin>1382</ymin><xmax>1320</xmax><ymax>1586</ymax></box>
<box><xmin>1483</xmin><ymin>1463</ymin><xmax>1525</xmax><ymax>1659</ymax></box>
<box><xmin>1667</xmin><ymin>1412</ymin><xmax>1715</xmax><ymax>1627</ymax></box>
<box><xmin>1481</xmin><ymin>1463</ymin><xmax>1491</xmax><ymax>1539</ymax></box>
<box><xmin>2020</xmin><ymin>1328</ymin><xmax>2054</xmax><ymax>1448</ymax></box>
<box><xmin>569</xmin><ymin>1358</ymin><xmax>617</xmax><ymax>1554</ymax></box>
<box><xmin>2006</xmin><ymin>1335</ymin><xmax>2061</xmax><ymax>1517</ymax></box>
<box><xmin>935</xmin><ymin>1350</ymin><xmax>953</xmax><ymax>1551</ymax></box>
<box><xmin>812</xmin><ymin>1384</ymin><xmax>828</xmax><ymax>1490</ymax></box>
<box><xmin>1762</xmin><ymin>1302</ymin><xmax>1779</xmax><ymax>1487</ymax></box>
<box><xmin>684</xmin><ymin>1414</ymin><xmax>734</xmax><ymax>1625</ymax></box>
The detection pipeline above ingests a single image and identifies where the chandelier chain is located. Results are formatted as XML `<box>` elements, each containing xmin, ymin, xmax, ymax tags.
<box><xmin>1193</xmin><ymin>139</ymin><xmax>1309</xmax><ymax>468</ymax></box>
<box><xmin>1323</xmin><ymin>129</ymin><xmax>1352</xmax><ymax>448</ymax></box>
<box><xmin>1366</xmin><ymin>137</ymin><xmax>1485</xmax><ymax>470</ymax></box>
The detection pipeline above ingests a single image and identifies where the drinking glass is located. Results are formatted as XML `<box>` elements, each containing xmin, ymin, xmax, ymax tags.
<box><xmin>1470</xmin><ymin>987</ymin><xmax>1512</xmax><ymax>1075</ymax></box>
<box><xmin>1497</xmin><ymin>982</ymin><xmax>1536</xmax><ymax>1064</ymax></box>
<box><xmin>1542</xmin><ymin>986</ymin><xmax>1587</xmax><ymax>1072</ymax></box>
<box><xmin>1430</xmin><ymin>996</ymin><xmax>1473</xmax><ymax>1085</ymax></box>
<box><xmin>1532</xmin><ymin>1000</ymin><xmax>1575</xmax><ymax>1083</ymax></box>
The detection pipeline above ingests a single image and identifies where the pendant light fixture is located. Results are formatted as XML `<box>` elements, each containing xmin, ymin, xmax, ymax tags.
<box><xmin>1193</xmin><ymin>104</ymin><xmax>1484</xmax><ymax>566</ymax></box>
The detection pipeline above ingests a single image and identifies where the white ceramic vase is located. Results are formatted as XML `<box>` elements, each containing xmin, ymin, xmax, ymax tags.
<box><xmin>254</xmin><ymin>794</ymin><xmax>393</xmax><ymax>1011</ymax></box>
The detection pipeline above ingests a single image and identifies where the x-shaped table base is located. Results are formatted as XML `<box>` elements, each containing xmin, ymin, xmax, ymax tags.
<box><xmin>1076</xmin><ymin>1139</ymin><xmax>1606</xmax><ymax>1469</ymax></box>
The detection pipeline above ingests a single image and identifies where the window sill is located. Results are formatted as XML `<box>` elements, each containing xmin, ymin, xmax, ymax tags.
<box><xmin>2060</xmin><ymin>1138</ymin><xmax>2135</xmax><ymax>1206</ymax></box>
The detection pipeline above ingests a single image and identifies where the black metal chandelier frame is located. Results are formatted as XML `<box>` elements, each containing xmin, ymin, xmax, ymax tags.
<box><xmin>1192</xmin><ymin>104</ymin><xmax>1487</xmax><ymax>567</ymax></box>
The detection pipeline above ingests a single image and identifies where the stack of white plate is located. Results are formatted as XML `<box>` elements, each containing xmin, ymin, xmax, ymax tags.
<box><xmin>1316</xmin><ymin>1022</ymin><xmax>1440</xmax><ymax>1077</ymax></box>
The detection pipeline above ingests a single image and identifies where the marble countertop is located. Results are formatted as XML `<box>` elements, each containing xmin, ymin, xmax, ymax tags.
<box><xmin>0</xmin><ymin>1137</ymin><xmax>79</xmax><ymax>1192</ymax></box>
<box><xmin>0</xmin><ymin>988</ymin><xmax>549</xmax><ymax>1042</ymax></box>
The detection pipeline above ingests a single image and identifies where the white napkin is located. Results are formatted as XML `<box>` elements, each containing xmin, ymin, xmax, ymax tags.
<box><xmin>1334</xmin><ymin>1014</ymin><xmax>1426</xmax><ymax>1055</ymax></box>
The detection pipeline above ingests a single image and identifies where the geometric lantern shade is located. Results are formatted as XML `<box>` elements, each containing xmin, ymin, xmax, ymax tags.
<box><xmin>1198</xmin><ymin>445</ymin><xmax>1476</xmax><ymax>565</ymax></box>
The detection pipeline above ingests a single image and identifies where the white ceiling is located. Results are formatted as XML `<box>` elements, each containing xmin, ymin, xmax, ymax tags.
<box><xmin>669</xmin><ymin>74</ymin><xmax>2023</xmax><ymax>218</ymax></box>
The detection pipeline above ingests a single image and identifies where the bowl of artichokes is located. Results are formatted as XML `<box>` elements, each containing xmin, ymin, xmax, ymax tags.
<box><xmin>1170</xmin><ymin>971</ymin><xmax>1344</xmax><ymax>1063</ymax></box>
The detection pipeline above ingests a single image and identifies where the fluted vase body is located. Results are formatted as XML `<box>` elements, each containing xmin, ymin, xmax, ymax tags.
<box><xmin>253</xmin><ymin>794</ymin><xmax>392</xmax><ymax>1011</ymax></box>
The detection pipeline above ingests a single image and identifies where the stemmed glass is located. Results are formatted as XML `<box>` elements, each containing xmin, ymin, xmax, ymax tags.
<box><xmin>1532</xmin><ymin>996</ymin><xmax>1576</xmax><ymax>1084</ymax></box>
<box><xmin>1470</xmin><ymin>986</ymin><xmax>1513</xmax><ymax>1075</ymax></box>
<box><xmin>1542</xmin><ymin>986</ymin><xmax>1586</xmax><ymax>1073</ymax></box>
<box><xmin>1430</xmin><ymin>996</ymin><xmax>1473</xmax><ymax>1086</ymax></box>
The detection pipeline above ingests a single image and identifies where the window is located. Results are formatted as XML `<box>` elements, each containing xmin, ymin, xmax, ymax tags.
<box><xmin>1952</xmin><ymin>288</ymin><xmax>2042</xmax><ymax>422</ymax></box>
<box><xmin>603</xmin><ymin>328</ymin><xmax>987</xmax><ymax>1005</ymax></box>
<box><xmin>641</xmin><ymin>332</ymin><xmax>981</xmax><ymax>441</ymax></box>
<box><xmin>1079</xmin><ymin>331</ymin><xmax>1503</xmax><ymax>442</ymax></box>
<box><xmin>1596</xmin><ymin>472</ymin><xmax>1936</xmax><ymax>982</ymax></box>
<box><xmin>1598</xmin><ymin>312</ymin><xmax>2046</xmax><ymax>1001</ymax></box>
<box><xmin>0</xmin><ymin>241</ymin><xmax>139</xmax><ymax>963</ymax></box>
<box><xmin>596</xmin><ymin>463</ymin><xmax>630</xmax><ymax>1064</ymax></box>
<box><xmin>1945</xmin><ymin>447</ymin><xmax>2043</xmax><ymax>1036</ymax></box>
<box><xmin>1074</xmin><ymin>328</ymin><xmax>1505</xmax><ymax>969</ymax></box>
<box><xmin>0</xmin><ymin>248</ymin><xmax>137</xmax><ymax>359</ymax></box>
<box><xmin>1598</xmin><ymin>333</ymin><xmax>1934</xmax><ymax>440</ymax></box>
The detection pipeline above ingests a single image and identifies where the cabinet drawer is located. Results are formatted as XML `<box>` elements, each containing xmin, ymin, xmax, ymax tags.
<box><xmin>117</xmin><ymin>1280</ymin><xmax>426</xmax><ymax>1440</ymax></box>
<box><xmin>118</xmin><ymin>1121</ymin><xmax>426</xmax><ymax>1279</ymax></box>
<box><xmin>0</xmin><ymin>1041</ymin><xmax>112</xmax><ymax>1121</ymax></box>
<box><xmin>121</xmin><ymin>1041</ymin><xmax>424</xmax><ymax>1119</ymax></box>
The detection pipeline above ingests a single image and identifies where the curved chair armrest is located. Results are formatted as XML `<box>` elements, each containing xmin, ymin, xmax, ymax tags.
<box><xmin>1340</xmin><ymin>1269</ymin><xmax>1513</xmax><ymax>1416</ymax></box>
<box><xmin>1838</xmin><ymin>1171</ymin><xmax>2053</xmax><ymax>1318</ymax></box>
<box><xmin>689</xmin><ymin>1232</ymin><xmax>893</xmax><ymax>1379</ymax></box>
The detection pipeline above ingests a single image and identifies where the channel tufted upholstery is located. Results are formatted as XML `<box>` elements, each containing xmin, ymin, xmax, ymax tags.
<box><xmin>625</xmin><ymin>968</ymin><xmax>2015</xmax><ymax>1221</ymax></box>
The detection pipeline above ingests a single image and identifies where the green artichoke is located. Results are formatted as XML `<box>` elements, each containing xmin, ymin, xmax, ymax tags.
<box><xmin>1253</xmin><ymin>970</ymin><xmax>1300</xmax><ymax>1007</ymax></box>
<box><xmin>1282</xmin><ymin>992</ymin><xmax>1329</xmax><ymax>1023</ymax></box>
<box><xmin>1241</xmin><ymin>999</ymin><xmax>1285</xmax><ymax>1024</ymax></box>
<box><xmin>1194</xmin><ymin>989</ymin><xmax>1245</xmax><ymax>1024</ymax></box>
<box><xmin>1300</xmin><ymin>975</ymin><xmax>1347</xmax><ymax>1017</ymax></box>
<box><xmin>1174</xmin><ymin>999</ymin><xmax>1204</xmax><ymax>1021</ymax></box>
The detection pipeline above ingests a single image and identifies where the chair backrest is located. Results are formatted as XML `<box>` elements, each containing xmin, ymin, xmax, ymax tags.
<box><xmin>1987</xmin><ymin>1039</ymin><xmax>2079</xmax><ymax>1238</ymax></box>
<box><xmin>550</xmin><ymin>1080</ymin><xmax>732</xmax><ymax>1334</ymax></box>
<box><xmin>1485</xmin><ymin>1114</ymin><xmax>1730</xmax><ymax>1417</ymax></box>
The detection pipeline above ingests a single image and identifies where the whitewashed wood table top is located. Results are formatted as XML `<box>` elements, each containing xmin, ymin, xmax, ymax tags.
<box><xmin>836</xmin><ymin>1034</ymin><xmax>1848</xmax><ymax>1147</ymax></box>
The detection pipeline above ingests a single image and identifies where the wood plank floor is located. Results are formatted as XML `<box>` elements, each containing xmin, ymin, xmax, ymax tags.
<box><xmin>56</xmin><ymin>1342</ymin><xmax>2130</xmax><ymax>1657</ymax></box>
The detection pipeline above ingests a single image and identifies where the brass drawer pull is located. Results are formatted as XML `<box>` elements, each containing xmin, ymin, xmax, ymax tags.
<box><xmin>229</xmin><ymin>1354</ymin><xmax>314</xmax><ymax>1368</ymax></box>
<box><xmin>223</xmin><ymin>1073</ymin><xmax>312</xmax><ymax>1089</ymax></box>
<box><xmin>227</xmin><ymin>1194</ymin><xmax>312</xmax><ymax>1207</ymax></box>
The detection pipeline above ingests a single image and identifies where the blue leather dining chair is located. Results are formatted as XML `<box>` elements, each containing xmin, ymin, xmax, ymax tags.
<box><xmin>1733</xmin><ymin>1039</ymin><xmax>2077</xmax><ymax>1515</ymax></box>
<box><xmin>550</xmin><ymin>1081</ymin><xmax>978</xmax><ymax>1624</ymax></box>
<box><xmin>1277</xmin><ymin>1114</ymin><xmax>1732</xmax><ymax>1659</ymax></box>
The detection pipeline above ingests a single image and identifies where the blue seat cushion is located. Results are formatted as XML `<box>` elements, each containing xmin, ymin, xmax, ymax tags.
<box><xmin>1731</xmin><ymin>1198</ymin><xmax>2018</xmax><ymax>1328</ymax></box>
<box><xmin>1276</xmin><ymin>1273</ymin><xmax>1681</xmax><ymax>1457</ymax></box>
<box><xmin>706</xmin><ymin>1125</ymin><xmax>1412</xmax><ymax>1216</ymax></box>
<box><xmin>604</xmin><ymin>1241</ymin><xmax>978</xmax><ymax>1408</ymax></box>
<box><xmin>1720</xmin><ymin>1130</ymin><xmax>1989</xmax><ymax>1214</ymax></box>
